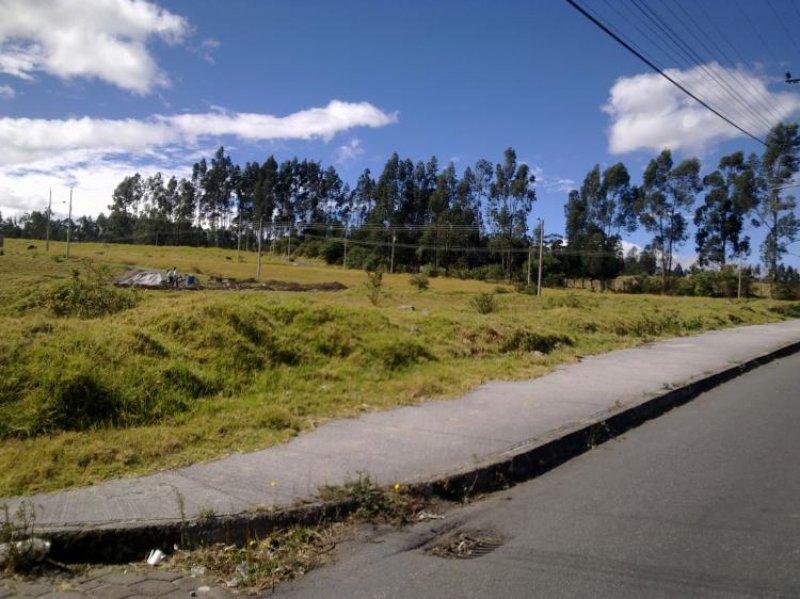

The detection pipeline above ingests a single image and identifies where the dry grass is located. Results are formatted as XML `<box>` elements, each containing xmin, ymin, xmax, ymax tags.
<box><xmin>0</xmin><ymin>238</ymin><xmax>797</xmax><ymax>496</ymax></box>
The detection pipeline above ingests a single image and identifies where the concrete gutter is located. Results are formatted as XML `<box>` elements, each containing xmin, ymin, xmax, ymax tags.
<box><xmin>6</xmin><ymin>320</ymin><xmax>800</xmax><ymax>563</ymax></box>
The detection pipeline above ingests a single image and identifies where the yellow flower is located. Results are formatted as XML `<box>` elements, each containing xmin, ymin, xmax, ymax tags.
<box><xmin>393</xmin><ymin>483</ymin><xmax>401</xmax><ymax>491</ymax></box>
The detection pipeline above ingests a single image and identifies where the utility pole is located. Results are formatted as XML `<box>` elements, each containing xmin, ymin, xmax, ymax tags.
<box><xmin>342</xmin><ymin>225</ymin><xmax>348</xmax><ymax>269</ymax></box>
<box><xmin>390</xmin><ymin>231</ymin><xmax>397</xmax><ymax>274</ymax></box>
<box><xmin>65</xmin><ymin>187</ymin><xmax>73</xmax><ymax>259</ymax></box>
<box><xmin>738</xmin><ymin>254</ymin><xmax>743</xmax><ymax>300</ymax></box>
<box><xmin>527</xmin><ymin>237</ymin><xmax>533</xmax><ymax>288</ymax></box>
<box><xmin>537</xmin><ymin>219</ymin><xmax>544</xmax><ymax>297</ymax></box>
<box><xmin>256</xmin><ymin>216</ymin><xmax>263</xmax><ymax>281</ymax></box>
<box><xmin>45</xmin><ymin>188</ymin><xmax>52</xmax><ymax>252</ymax></box>
<box><xmin>236</xmin><ymin>204</ymin><xmax>242</xmax><ymax>263</ymax></box>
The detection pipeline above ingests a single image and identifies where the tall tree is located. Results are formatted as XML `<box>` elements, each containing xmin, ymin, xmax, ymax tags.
<box><xmin>694</xmin><ymin>151</ymin><xmax>757</xmax><ymax>267</ymax></box>
<box><xmin>108</xmin><ymin>173</ymin><xmax>143</xmax><ymax>240</ymax></box>
<box><xmin>640</xmin><ymin>149</ymin><xmax>702</xmax><ymax>291</ymax></box>
<box><xmin>203</xmin><ymin>146</ymin><xmax>236</xmax><ymax>242</ymax></box>
<box><xmin>487</xmin><ymin>147</ymin><xmax>536</xmax><ymax>278</ymax></box>
<box><xmin>755</xmin><ymin>123</ymin><xmax>800</xmax><ymax>288</ymax></box>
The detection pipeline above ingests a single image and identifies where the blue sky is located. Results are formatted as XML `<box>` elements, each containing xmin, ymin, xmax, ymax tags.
<box><xmin>2</xmin><ymin>0</ymin><xmax>800</xmax><ymax>264</ymax></box>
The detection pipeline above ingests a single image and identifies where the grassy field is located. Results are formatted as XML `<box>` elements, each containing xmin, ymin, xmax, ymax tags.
<box><xmin>1</xmin><ymin>237</ymin><xmax>798</xmax><ymax>497</ymax></box>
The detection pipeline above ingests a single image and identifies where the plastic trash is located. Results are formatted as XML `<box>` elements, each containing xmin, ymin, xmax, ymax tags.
<box><xmin>191</xmin><ymin>565</ymin><xmax>206</xmax><ymax>577</ymax></box>
<box><xmin>146</xmin><ymin>548</ymin><xmax>165</xmax><ymax>565</ymax></box>
<box><xmin>0</xmin><ymin>537</ymin><xmax>51</xmax><ymax>568</ymax></box>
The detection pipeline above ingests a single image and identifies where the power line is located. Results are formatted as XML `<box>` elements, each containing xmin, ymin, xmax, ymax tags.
<box><xmin>766</xmin><ymin>0</ymin><xmax>800</xmax><ymax>60</ymax></box>
<box><xmin>733</xmin><ymin>0</ymin><xmax>782</xmax><ymax>67</ymax></box>
<box><xmin>565</xmin><ymin>0</ymin><xmax>767</xmax><ymax>146</ymax></box>
<box><xmin>672</xmin><ymin>0</ymin><xmax>786</xmax><ymax>127</ymax></box>
<box><xmin>594</xmin><ymin>0</ymin><xmax>779</xmax><ymax>132</ymax></box>
<box><xmin>638</xmin><ymin>0</ymin><xmax>778</xmax><ymax>132</ymax></box>
<box><xmin>664</xmin><ymin>0</ymin><xmax>781</xmax><ymax>130</ymax></box>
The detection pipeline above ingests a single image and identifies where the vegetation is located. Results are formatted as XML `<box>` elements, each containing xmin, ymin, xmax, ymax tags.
<box><xmin>3</xmin><ymin>123</ymin><xmax>799</xmax><ymax>297</ymax></box>
<box><xmin>168</xmin><ymin>475</ymin><xmax>432</xmax><ymax>594</ymax></box>
<box><xmin>0</xmin><ymin>238</ymin><xmax>798</xmax><ymax>497</ymax></box>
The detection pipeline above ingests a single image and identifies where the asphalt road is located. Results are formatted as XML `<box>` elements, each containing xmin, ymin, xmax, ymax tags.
<box><xmin>274</xmin><ymin>353</ymin><xmax>800</xmax><ymax>599</ymax></box>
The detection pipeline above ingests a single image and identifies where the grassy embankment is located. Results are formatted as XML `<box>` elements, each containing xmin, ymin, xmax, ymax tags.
<box><xmin>1</xmin><ymin>237</ymin><xmax>798</xmax><ymax>497</ymax></box>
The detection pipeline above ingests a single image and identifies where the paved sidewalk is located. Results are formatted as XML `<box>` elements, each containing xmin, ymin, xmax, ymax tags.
<box><xmin>4</xmin><ymin>320</ymin><xmax>800</xmax><ymax>536</ymax></box>
<box><xmin>1</xmin><ymin>567</ymin><xmax>232</xmax><ymax>599</ymax></box>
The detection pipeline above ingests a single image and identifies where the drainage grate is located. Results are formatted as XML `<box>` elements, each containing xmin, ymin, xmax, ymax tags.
<box><xmin>427</xmin><ymin>531</ymin><xmax>505</xmax><ymax>560</ymax></box>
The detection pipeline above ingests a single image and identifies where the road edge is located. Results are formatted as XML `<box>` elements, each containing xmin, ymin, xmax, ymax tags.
<box><xmin>40</xmin><ymin>338</ymin><xmax>800</xmax><ymax>563</ymax></box>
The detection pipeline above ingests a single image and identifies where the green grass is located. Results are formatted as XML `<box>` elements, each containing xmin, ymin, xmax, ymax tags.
<box><xmin>1</xmin><ymin>238</ymin><xmax>797</xmax><ymax>496</ymax></box>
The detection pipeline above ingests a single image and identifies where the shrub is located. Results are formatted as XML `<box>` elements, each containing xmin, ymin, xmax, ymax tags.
<box><xmin>365</xmin><ymin>269</ymin><xmax>384</xmax><ymax>305</ymax></box>
<box><xmin>320</xmin><ymin>239</ymin><xmax>345</xmax><ymax>265</ymax></box>
<box><xmin>420</xmin><ymin>264</ymin><xmax>440</xmax><ymax>278</ymax></box>
<box><xmin>470</xmin><ymin>292</ymin><xmax>497</xmax><ymax>314</ymax></box>
<box><xmin>409</xmin><ymin>272</ymin><xmax>429</xmax><ymax>290</ymax></box>
<box><xmin>29</xmin><ymin>265</ymin><xmax>139</xmax><ymax>318</ymax></box>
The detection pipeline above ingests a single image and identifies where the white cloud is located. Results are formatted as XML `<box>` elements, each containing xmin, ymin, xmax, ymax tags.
<box><xmin>604</xmin><ymin>63</ymin><xmax>800</xmax><ymax>155</ymax></box>
<box><xmin>531</xmin><ymin>165</ymin><xmax>575</xmax><ymax>194</ymax></box>
<box><xmin>0</xmin><ymin>83</ymin><xmax>14</xmax><ymax>98</ymax></box>
<box><xmin>0</xmin><ymin>100</ymin><xmax>398</xmax><ymax>167</ymax></box>
<box><xmin>199</xmin><ymin>38</ymin><xmax>220</xmax><ymax>64</ymax></box>
<box><xmin>166</xmin><ymin>101</ymin><xmax>397</xmax><ymax>144</ymax></box>
<box><xmin>0</xmin><ymin>0</ymin><xmax>189</xmax><ymax>93</ymax></box>
<box><xmin>0</xmin><ymin>100</ymin><xmax>398</xmax><ymax>216</ymax></box>
<box><xmin>334</xmin><ymin>138</ymin><xmax>363</xmax><ymax>164</ymax></box>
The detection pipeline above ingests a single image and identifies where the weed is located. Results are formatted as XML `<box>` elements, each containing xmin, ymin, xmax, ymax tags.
<box><xmin>25</xmin><ymin>264</ymin><xmax>138</xmax><ymax>318</ymax></box>
<box><xmin>365</xmin><ymin>269</ymin><xmax>384</xmax><ymax>306</ymax></box>
<box><xmin>500</xmin><ymin>330</ymin><xmax>574</xmax><ymax>354</ymax></box>
<box><xmin>168</xmin><ymin>475</ymin><xmax>435</xmax><ymax>594</ymax></box>
<box><xmin>470</xmin><ymin>292</ymin><xmax>497</xmax><ymax>314</ymax></box>
<box><xmin>1</xmin><ymin>501</ymin><xmax>39</xmax><ymax>574</ymax></box>
<box><xmin>409</xmin><ymin>272</ymin><xmax>429</xmax><ymax>290</ymax></box>
<box><xmin>318</xmin><ymin>473</ymin><xmax>425</xmax><ymax>523</ymax></box>
<box><xmin>197</xmin><ymin>507</ymin><xmax>217</xmax><ymax>521</ymax></box>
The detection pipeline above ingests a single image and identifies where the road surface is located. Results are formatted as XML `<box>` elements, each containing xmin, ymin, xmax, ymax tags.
<box><xmin>275</xmin><ymin>353</ymin><xmax>800</xmax><ymax>599</ymax></box>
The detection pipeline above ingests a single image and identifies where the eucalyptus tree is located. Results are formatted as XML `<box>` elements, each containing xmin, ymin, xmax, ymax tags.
<box><xmin>639</xmin><ymin>149</ymin><xmax>702</xmax><ymax>291</ymax></box>
<box><xmin>487</xmin><ymin>147</ymin><xmax>536</xmax><ymax>278</ymax></box>
<box><xmin>754</xmin><ymin>122</ymin><xmax>800</xmax><ymax>288</ymax></box>
<box><xmin>694</xmin><ymin>151</ymin><xmax>758</xmax><ymax>267</ymax></box>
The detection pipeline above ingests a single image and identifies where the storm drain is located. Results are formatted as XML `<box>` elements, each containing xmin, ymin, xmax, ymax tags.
<box><xmin>426</xmin><ymin>530</ymin><xmax>505</xmax><ymax>560</ymax></box>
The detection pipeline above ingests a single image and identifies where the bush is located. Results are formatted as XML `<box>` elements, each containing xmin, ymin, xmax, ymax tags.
<box><xmin>365</xmin><ymin>269</ymin><xmax>384</xmax><ymax>305</ymax></box>
<box><xmin>772</xmin><ymin>283</ymin><xmax>800</xmax><ymax>300</ymax></box>
<box><xmin>469</xmin><ymin>264</ymin><xmax>505</xmax><ymax>282</ymax></box>
<box><xmin>409</xmin><ymin>272</ymin><xmax>429</xmax><ymax>290</ymax></box>
<box><xmin>470</xmin><ymin>293</ymin><xmax>497</xmax><ymax>314</ymax></box>
<box><xmin>320</xmin><ymin>239</ymin><xmax>345</xmax><ymax>265</ymax></box>
<box><xmin>420</xmin><ymin>264</ymin><xmax>440</xmax><ymax>278</ymax></box>
<box><xmin>29</xmin><ymin>265</ymin><xmax>139</xmax><ymax>318</ymax></box>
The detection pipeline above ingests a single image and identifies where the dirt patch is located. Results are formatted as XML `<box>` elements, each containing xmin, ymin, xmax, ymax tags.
<box><xmin>206</xmin><ymin>276</ymin><xmax>347</xmax><ymax>292</ymax></box>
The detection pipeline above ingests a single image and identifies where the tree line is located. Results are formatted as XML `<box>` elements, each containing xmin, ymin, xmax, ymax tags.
<box><xmin>3</xmin><ymin>122</ymin><xmax>799</xmax><ymax>296</ymax></box>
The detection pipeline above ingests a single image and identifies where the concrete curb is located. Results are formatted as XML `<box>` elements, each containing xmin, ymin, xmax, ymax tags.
<box><xmin>42</xmin><ymin>339</ymin><xmax>800</xmax><ymax>564</ymax></box>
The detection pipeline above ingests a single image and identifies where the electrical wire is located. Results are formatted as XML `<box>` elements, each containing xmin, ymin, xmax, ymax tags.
<box><xmin>601</xmin><ymin>0</ymin><xmax>774</xmax><ymax>134</ymax></box>
<box><xmin>767</xmin><ymin>0</ymin><xmax>800</xmax><ymax>60</ymax></box>
<box><xmin>671</xmin><ymin>0</ymin><xmax>786</xmax><ymax>128</ymax></box>
<box><xmin>636</xmin><ymin>0</ymin><xmax>778</xmax><ymax>133</ymax></box>
<box><xmin>565</xmin><ymin>0</ymin><xmax>767</xmax><ymax>146</ymax></box>
<box><xmin>733</xmin><ymin>0</ymin><xmax>782</xmax><ymax>66</ymax></box>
